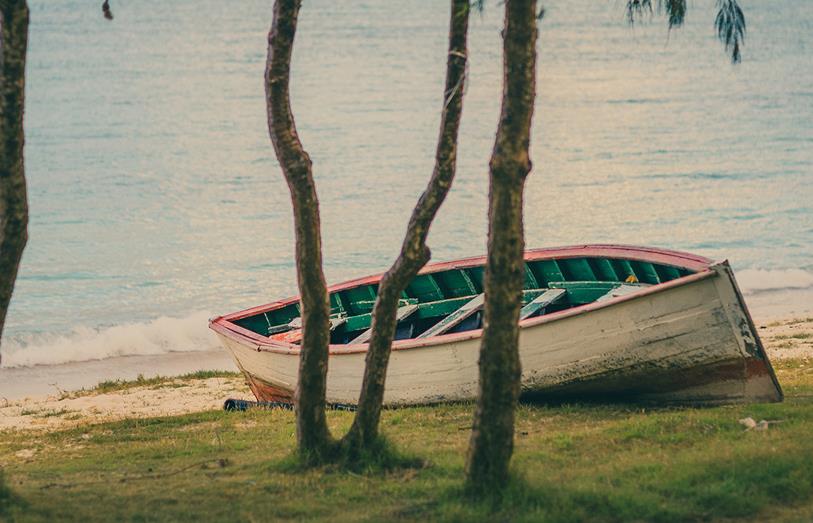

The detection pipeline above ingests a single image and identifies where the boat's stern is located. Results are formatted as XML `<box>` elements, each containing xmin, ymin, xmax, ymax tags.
<box><xmin>711</xmin><ymin>261</ymin><xmax>783</xmax><ymax>403</ymax></box>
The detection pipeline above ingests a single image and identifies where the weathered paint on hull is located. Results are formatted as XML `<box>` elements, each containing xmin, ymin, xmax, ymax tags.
<box><xmin>213</xmin><ymin>261</ymin><xmax>782</xmax><ymax>406</ymax></box>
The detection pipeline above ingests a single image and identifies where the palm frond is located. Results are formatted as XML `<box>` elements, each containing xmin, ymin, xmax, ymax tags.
<box><xmin>627</xmin><ymin>0</ymin><xmax>684</xmax><ymax>30</ymax></box>
<box><xmin>626</xmin><ymin>0</ymin><xmax>653</xmax><ymax>26</ymax></box>
<box><xmin>662</xmin><ymin>0</ymin><xmax>686</xmax><ymax>30</ymax></box>
<box><xmin>715</xmin><ymin>0</ymin><xmax>745</xmax><ymax>63</ymax></box>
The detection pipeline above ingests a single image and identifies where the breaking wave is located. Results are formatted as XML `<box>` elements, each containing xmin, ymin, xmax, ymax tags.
<box><xmin>736</xmin><ymin>268</ymin><xmax>813</xmax><ymax>295</ymax></box>
<box><xmin>1</xmin><ymin>311</ymin><xmax>219</xmax><ymax>369</ymax></box>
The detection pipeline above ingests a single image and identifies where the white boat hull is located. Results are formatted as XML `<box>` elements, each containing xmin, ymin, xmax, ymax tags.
<box><xmin>213</xmin><ymin>262</ymin><xmax>781</xmax><ymax>406</ymax></box>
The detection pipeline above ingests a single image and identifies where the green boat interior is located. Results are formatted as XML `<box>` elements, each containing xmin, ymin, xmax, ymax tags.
<box><xmin>233</xmin><ymin>256</ymin><xmax>695</xmax><ymax>344</ymax></box>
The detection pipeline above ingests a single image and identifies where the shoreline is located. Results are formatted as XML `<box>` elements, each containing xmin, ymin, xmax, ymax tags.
<box><xmin>1</xmin><ymin>282</ymin><xmax>810</xmax><ymax>402</ymax></box>
<box><xmin>0</xmin><ymin>349</ymin><xmax>237</xmax><ymax>401</ymax></box>
<box><xmin>1</xmin><ymin>314</ymin><xmax>811</xmax><ymax>434</ymax></box>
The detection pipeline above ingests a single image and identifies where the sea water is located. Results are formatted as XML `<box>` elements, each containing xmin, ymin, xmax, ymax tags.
<box><xmin>1</xmin><ymin>1</ymin><xmax>811</xmax><ymax>394</ymax></box>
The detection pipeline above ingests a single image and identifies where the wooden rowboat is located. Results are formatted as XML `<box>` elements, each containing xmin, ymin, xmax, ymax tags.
<box><xmin>209</xmin><ymin>245</ymin><xmax>782</xmax><ymax>406</ymax></box>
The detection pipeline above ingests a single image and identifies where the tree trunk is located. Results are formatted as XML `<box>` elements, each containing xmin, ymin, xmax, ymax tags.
<box><xmin>0</xmin><ymin>0</ymin><xmax>29</xmax><ymax>362</ymax></box>
<box><xmin>341</xmin><ymin>0</ymin><xmax>470</xmax><ymax>455</ymax></box>
<box><xmin>465</xmin><ymin>0</ymin><xmax>537</xmax><ymax>493</ymax></box>
<box><xmin>265</xmin><ymin>0</ymin><xmax>334</xmax><ymax>461</ymax></box>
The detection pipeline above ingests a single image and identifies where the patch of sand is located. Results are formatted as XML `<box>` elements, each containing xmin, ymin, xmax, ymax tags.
<box><xmin>758</xmin><ymin>316</ymin><xmax>813</xmax><ymax>361</ymax></box>
<box><xmin>0</xmin><ymin>376</ymin><xmax>253</xmax><ymax>432</ymax></box>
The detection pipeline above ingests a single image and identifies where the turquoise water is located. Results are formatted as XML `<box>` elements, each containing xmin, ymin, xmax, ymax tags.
<box><xmin>2</xmin><ymin>0</ymin><xmax>811</xmax><ymax>368</ymax></box>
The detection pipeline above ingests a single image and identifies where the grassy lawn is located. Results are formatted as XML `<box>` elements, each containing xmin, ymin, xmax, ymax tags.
<box><xmin>2</xmin><ymin>361</ymin><xmax>813</xmax><ymax>522</ymax></box>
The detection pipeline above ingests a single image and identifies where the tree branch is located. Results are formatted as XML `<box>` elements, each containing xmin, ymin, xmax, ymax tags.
<box><xmin>265</xmin><ymin>0</ymin><xmax>334</xmax><ymax>461</ymax></box>
<box><xmin>0</xmin><ymin>0</ymin><xmax>29</xmax><ymax>362</ymax></box>
<box><xmin>101</xmin><ymin>0</ymin><xmax>113</xmax><ymax>20</ymax></box>
<box><xmin>465</xmin><ymin>0</ymin><xmax>537</xmax><ymax>494</ymax></box>
<box><xmin>341</xmin><ymin>0</ymin><xmax>470</xmax><ymax>453</ymax></box>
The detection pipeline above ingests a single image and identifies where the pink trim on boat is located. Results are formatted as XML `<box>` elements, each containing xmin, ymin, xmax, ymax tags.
<box><xmin>209</xmin><ymin>244</ymin><xmax>717</xmax><ymax>356</ymax></box>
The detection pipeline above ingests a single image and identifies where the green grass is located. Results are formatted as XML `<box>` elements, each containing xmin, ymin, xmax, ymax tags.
<box><xmin>2</xmin><ymin>361</ymin><xmax>813</xmax><ymax>522</ymax></box>
<box><xmin>86</xmin><ymin>370</ymin><xmax>241</xmax><ymax>395</ymax></box>
<box><xmin>775</xmin><ymin>333</ymin><xmax>813</xmax><ymax>341</ymax></box>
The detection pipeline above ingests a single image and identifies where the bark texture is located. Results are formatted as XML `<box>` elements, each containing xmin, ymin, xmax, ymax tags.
<box><xmin>465</xmin><ymin>0</ymin><xmax>537</xmax><ymax>492</ymax></box>
<box><xmin>265</xmin><ymin>0</ymin><xmax>333</xmax><ymax>460</ymax></box>
<box><xmin>341</xmin><ymin>0</ymin><xmax>470</xmax><ymax>454</ymax></box>
<box><xmin>0</xmin><ymin>0</ymin><xmax>29</xmax><ymax>361</ymax></box>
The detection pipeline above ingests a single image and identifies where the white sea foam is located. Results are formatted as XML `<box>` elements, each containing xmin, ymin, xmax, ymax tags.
<box><xmin>736</xmin><ymin>268</ymin><xmax>813</xmax><ymax>295</ymax></box>
<box><xmin>0</xmin><ymin>311</ymin><xmax>219</xmax><ymax>369</ymax></box>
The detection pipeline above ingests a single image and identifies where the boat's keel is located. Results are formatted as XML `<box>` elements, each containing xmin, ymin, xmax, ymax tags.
<box><xmin>520</xmin><ymin>355</ymin><xmax>780</xmax><ymax>405</ymax></box>
<box><xmin>243</xmin><ymin>372</ymin><xmax>294</xmax><ymax>404</ymax></box>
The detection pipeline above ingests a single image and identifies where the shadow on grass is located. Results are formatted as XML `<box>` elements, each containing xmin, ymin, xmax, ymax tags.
<box><xmin>0</xmin><ymin>471</ymin><xmax>27</xmax><ymax>518</ymax></box>
<box><xmin>271</xmin><ymin>435</ymin><xmax>426</xmax><ymax>475</ymax></box>
<box><xmin>435</xmin><ymin>449</ymin><xmax>813</xmax><ymax>522</ymax></box>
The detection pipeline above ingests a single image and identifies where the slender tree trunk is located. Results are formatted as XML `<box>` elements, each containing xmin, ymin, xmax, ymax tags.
<box><xmin>465</xmin><ymin>0</ymin><xmax>537</xmax><ymax>493</ymax></box>
<box><xmin>0</xmin><ymin>0</ymin><xmax>29</xmax><ymax>362</ymax></box>
<box><xmin>341</xmin><ymin>0</ymin><xmax>470</xmax><ymax>455</ymax></box>
<box><xmin>265</xmin><ymin>0</ymin><xmax>334</xmax><ymax>461</ymax></box>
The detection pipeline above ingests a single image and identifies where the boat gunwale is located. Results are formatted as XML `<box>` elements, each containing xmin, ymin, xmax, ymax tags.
<box><xmin>211</xmin><ymin>269</ymin><xmax>717</xmax><ymax>355</ymax></box>
<box><xmin>209</xmin><ymin>244</ymin><xmax>716</xmax><ymax>356</ymax></box>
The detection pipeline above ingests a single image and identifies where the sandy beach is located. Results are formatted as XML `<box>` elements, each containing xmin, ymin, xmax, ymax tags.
<box><xmin>2</xmin><ymin>315</ymin><xmax>811</xmax><ymax>434</ymax></box>
<box><xmin>0</xmin><ymin>374</ymin><xmax>254</xmax><ymax>433</ymax></box>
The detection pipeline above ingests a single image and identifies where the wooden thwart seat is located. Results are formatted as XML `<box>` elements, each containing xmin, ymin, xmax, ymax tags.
<box><xmin>595</xmin><ymin>283</ymin><xmax>648</xmax><ymax>303</ymax></box>
<box><xmin>349</xmin><ymin>304</ymin><xmax>419</xmax><ymax>344</ymax></box>
<box><xmin>417</xmin><ymin>293</ymin><xmax>484</xmax><ymax>339</ymax></box>
<box><xmin>519</xmin><ymin>288</ymin><xmax>566</xmax><ymax>320</ymax></box>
